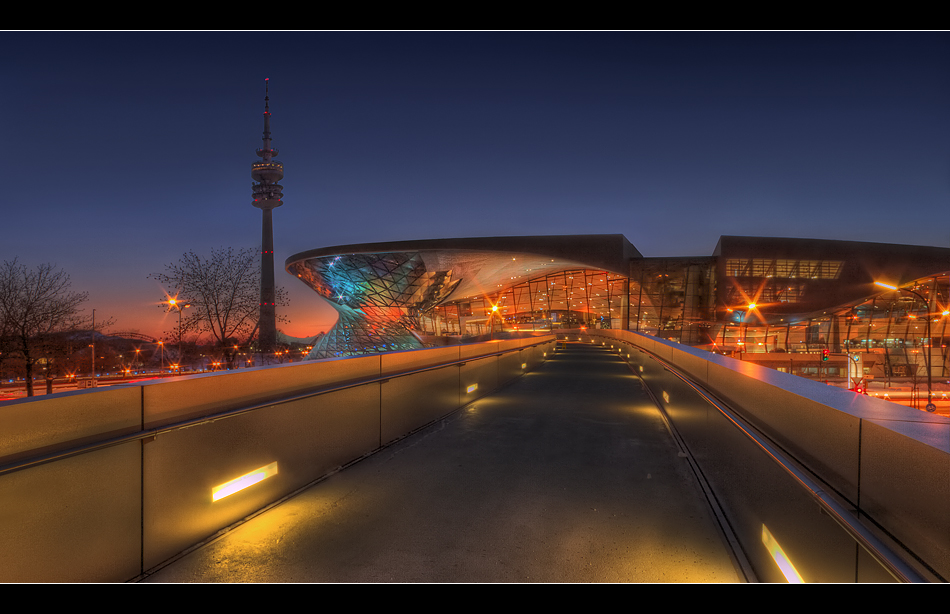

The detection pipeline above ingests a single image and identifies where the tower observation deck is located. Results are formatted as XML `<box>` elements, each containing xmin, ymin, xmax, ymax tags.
<box><xmin>252</xmin><ymin>78</ymin><xmax>283</xmax><ymax>356</ymax></box>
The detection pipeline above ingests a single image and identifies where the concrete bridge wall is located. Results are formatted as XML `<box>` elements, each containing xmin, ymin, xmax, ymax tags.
<box><xmin>0</xmin><ymin>336</ymin><xmax>555</xmax><ymax>582</ymax></box>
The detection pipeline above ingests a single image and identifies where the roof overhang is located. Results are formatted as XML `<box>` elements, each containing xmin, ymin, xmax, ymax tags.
<box><xmin>285</xmin><ymin>235</ymin><xmax>639</xmax><ymax>307</ymax></box>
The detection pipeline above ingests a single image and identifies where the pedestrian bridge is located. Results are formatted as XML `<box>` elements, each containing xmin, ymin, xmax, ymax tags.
<box><xmin>1</xmin><ymin>331</ymin><xmax>947</xmax><ymax>582</ymax></box>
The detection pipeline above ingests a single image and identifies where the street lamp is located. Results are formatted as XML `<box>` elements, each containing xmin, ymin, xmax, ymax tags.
<box><xmin>875</xmin><ymin>281</ymin><xmax>935</xmax><ymax>412</ymax></box>
<box><xmin>90</xmin><ymin>308</ymin><xmax>96</xmax><ymax>382</ymax></box>
<box><xmin>167</xmin><ymin>298</ymin><xmax>191</xmax><ymax>375</ymax></box>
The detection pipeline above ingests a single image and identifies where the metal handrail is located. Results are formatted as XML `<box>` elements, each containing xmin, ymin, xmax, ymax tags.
<box><xmin>0</xmin><ymin>339</ymin><xmax>554</xmax><ymax>479</ymax></box>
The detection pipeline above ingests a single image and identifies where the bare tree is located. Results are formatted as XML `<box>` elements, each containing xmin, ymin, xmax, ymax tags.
<box><xmin>150</xmin><ymin>247</ymin><xmax>288</xmax><ymax>369</ymax></box>
<box><xmin>0</xmin><ymin>260</ymin><xmax>93</xmax><ymax>396</ymax></box>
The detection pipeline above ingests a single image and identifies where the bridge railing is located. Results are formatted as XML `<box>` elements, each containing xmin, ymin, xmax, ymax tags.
<box><xmin>562</xmin><ymin>329</ymin><xmax>949</xmax><ymax>582</ymax></box>
<box><xmin>0</xmin><ymin>335</ymin><xmax>555</xmax><ymax>582</ymax></box>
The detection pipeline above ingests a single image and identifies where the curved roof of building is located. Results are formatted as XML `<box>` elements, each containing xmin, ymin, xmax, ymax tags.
<box><xmin>286</xmin><ymin>235</ymin><xmax>641</xmax><ymax>310</ymax></box>
<box><xmin>286</xmin><ymin>234</ymin><xmax>640</xmax><ymax>277</ymax></box>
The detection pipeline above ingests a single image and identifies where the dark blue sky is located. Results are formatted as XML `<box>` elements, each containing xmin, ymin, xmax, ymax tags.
<box><xmin>3</xmin><ymin>32</ymin><xmax>949</xmax><ymax>338</ymax></box>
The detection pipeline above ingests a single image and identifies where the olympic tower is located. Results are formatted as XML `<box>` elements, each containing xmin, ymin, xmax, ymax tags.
<box><xmin>251</xmin><ymin>78</ymin><xmax>283</xmax><ymax>355</ymax></box>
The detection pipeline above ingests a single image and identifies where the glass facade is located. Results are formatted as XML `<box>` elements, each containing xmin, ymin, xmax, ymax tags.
<box><xmin>719</xmin><ymin>274</ymin><xmax>950</xmax><ymax>379</ymax></box>
<box><xmin>417</xmin><ymin>269</ymin><xmax>630</xmax><ymax>336</ymax></box>
<box><xmin>628</xmin><ymin>258</ymin><xmax>717</xmax><ymax>344</ymax></box>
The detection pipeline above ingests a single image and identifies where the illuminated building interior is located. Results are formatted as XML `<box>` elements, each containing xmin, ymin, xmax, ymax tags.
<box><xmin>286</xmin><ymin>235</ymin><xmax>950</xmax><ymax>388</ymax></box>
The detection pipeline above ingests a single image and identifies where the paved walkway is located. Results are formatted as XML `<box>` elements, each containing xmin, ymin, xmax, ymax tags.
<box><xmin>141</xmin><ymin>343</ymin><xmax>740</xmax><ymax>583</ymax></box>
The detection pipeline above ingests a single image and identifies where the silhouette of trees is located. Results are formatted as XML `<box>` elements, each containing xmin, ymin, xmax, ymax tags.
<box><xmin>0</xmin><ymin>260</ymin><xmax>99</xmax><ymax>397</ymax></box>
<box><xmin>150</xmin><ymin>247</ymin><xmax>288</xmax><ymax>369</ymax></box>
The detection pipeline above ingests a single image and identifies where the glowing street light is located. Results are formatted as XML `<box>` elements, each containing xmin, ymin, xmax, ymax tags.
<box><xmin>166</xmin><ymin>298</ymin><xmax>192</xmax><ymax>375</ymax></box>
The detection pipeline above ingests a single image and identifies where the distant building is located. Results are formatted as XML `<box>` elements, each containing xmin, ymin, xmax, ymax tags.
<box><xmin>285</xmin><ymin>235</ymin><xmax>950</xmax><ymax>381</ymax></box>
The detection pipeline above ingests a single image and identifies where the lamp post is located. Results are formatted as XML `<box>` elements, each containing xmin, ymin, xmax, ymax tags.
<box><xmin>875</xmin><ymin>282</ymin><xmax>935</xmax><ymax>412</ymax></box>
<box><xmin>490</xmin><ymin>303</ymin><xmax>499</xmax><ymax>341</ymax></box>
<box><xmin>746</xmin><ymin>303</ymin><xmax>757</xmax><ymax>359</ymax></box>
<box><xmin>168</xmin><ymin>299</ymin><xmax>191</xmax><ymax>375</ymax></box>
<box><xmin>90</xmin><ymin>308</ymin><xmax>96</xmax><ymax>383</ymax></box>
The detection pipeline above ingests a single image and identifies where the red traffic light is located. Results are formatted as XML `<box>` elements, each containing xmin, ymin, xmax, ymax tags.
<box><xmin>822</xmin><ymin>349</ymin><xmax>830</xmax><ymax>361</ymax></box>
